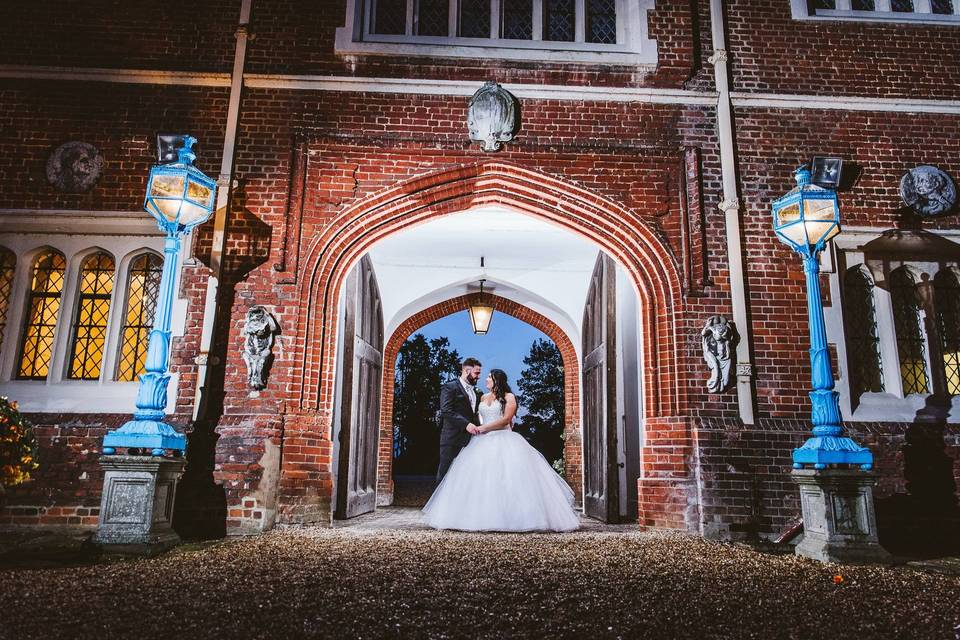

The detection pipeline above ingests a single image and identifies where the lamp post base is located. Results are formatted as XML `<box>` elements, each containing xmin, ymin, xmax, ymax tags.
<box><xmin>94</xmin><ymin>455</ymin><xmax>184</xmax><ymax>552</ymax></box>
<box><xmin>792</xmin><ymin>468</ymin><xmax>891</xmax><ymax>564</ymax></box>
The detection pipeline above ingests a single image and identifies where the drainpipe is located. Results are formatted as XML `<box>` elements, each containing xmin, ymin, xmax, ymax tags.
<box><xmin>192</xmin><ymin>0</ymin><xmax>252</xmax><ymax>421</ymax></box>
<box><xmin>709</xmin><ymin>0</ymin><xmax>755</xmax><ymax>425</ymax></box>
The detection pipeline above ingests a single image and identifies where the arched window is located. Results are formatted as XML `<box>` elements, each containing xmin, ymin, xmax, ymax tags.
<box><xmin>890</xmin><ymin>267</ymin><xmax>929</xmax><ymax>395</ymax></box>
<box><xmin>0</xmin><ymin>247</ymin><xmax>15</xmax><ymax>353</ymax></box>
<box><xmin>935</xmin><ymin>269</ymin><xmax>960</xmax><ymax>396</ymax></box>
<box><xmin>17</xmin><ymin>250</ymin><xmax>66</xmax><ymax>379</ymax></box>
<box><xmin>843</xmin><ymin>266</ymin><xmax>884</xmax><ymax>398</ymax></box>
<box><xmin>67</xmin><ymin>252</ymin><xmax>115</xmax><ymax>380</ymax></box>
<box><xmin>116</xmin><ymin>252</ymin><xmax>163</xmax><ymax>382</ymax></box>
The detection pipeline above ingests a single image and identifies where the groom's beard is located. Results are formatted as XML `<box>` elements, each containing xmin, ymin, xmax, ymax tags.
<box><xmin>465</xmin><ymin>374</ymin><xmax>478</xmax><ymax>385</ymax></box>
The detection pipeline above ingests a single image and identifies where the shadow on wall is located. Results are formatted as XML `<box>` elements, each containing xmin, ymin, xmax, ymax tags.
<box><xmin>173</xmin><ymin>183</ymin><xmax>273</xmax><ymax>540</ymax></box>
<box><xmin>876</xmin><ymin>395</ymin><xmax>960</xmax><ymax>558</ymax></box>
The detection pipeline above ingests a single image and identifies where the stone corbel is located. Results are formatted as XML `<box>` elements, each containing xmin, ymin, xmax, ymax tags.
<box><xmin>707</xmin><ymin>49</ymin><xmax>728</xmax><ymax>65</ymax></box>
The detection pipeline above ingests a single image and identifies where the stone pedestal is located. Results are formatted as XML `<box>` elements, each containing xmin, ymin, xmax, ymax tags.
<box><xmin>94</xmin><ymin>455</ymin><xmax>185</xmax><ymax>552</ymax></box>
<box><xmin>792</xmin><ymin>468</ymin><xmax>891</xmax><ymax>564</ymax></box>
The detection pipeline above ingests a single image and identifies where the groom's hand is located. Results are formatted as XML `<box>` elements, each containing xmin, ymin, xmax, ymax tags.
<box><xmin>466</xmin><ymin>424</ymin><xmax>480</xmax><ymax>435</ymax></box>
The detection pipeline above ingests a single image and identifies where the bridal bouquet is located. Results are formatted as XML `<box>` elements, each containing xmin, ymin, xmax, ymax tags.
<box><xmin>0</xmin><ymin>397</ymin><xmax>39</xmax><ymax>488</ymax></box>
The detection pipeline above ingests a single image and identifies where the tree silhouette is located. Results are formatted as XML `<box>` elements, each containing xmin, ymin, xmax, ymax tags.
<box><xmin>393</xmin><ymin>334</ymin><xmax>461</xmax><ymax>475</ymax></box>
<box><xmin>514</xmin><ymin>339</ymin><xmax>565</xmax><ymax>466</ymax></box>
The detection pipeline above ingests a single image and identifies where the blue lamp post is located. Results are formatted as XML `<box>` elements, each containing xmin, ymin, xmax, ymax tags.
<box><xmin>102</xmin><ymin>136</ymin><xmax>217</xmax><ymax>457</ymax></box>
<box><xmin>772</xmin><ymin>166</ymin><xmax>873</xmax><ymax>470</ymax></box>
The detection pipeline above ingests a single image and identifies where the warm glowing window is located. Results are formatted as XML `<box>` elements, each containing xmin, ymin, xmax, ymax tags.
<box><xmin>843</xmin><ymin>266</ymin><xmax>884</xmax><ymax>397</ymax></box>
<box><xmin>0</xmin><ymin>248</ymin><xmax>15</xmax><ymax>353</ymax></box>
<box><xmin>935</xmin><ymin>269</ymin><xmax>960</xmax><ymax>395</ymax></box>
<box><xmin>116</xmin><ymin>252</ymin><xmax>162</xmax><ymax>382</ymax></box>
<box><xmin>890</xmin><ymin>267</ymin><xmax>930</xmax><ymax>395</ymax></box>
<box><xmin>17</xmin><ymin>251</ymin><xmax>66</xmax><ymax>380</ymax></box>
<box><xmin>67</xmin><ymin>252</ymin><xmax>115</xmax><ymax>380</ymax></box>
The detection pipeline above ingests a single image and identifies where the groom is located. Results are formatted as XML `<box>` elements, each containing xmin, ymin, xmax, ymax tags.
<box><xmin>437</xmin><ymin>357</ymin><xmax>483</xmax><ymax>482</ymax></box>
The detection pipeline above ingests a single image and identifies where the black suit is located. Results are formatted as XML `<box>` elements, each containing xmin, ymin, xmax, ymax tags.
<box><xmin>437</xmin><ymin>378</ymin><xmax>481</xmax><ymax>482</ymax></box>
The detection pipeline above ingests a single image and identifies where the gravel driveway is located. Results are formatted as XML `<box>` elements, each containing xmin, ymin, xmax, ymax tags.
<box><xmin>1</xmin><ymin>519</ymin><xmax>959</xmax><ymax>640</ymax></box>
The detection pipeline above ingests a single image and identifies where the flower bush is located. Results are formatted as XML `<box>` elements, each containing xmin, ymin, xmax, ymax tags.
<box><xmin>0</xmin><ymin>397</ymin><xmax>39</xmax><ymax>487</ymax></box>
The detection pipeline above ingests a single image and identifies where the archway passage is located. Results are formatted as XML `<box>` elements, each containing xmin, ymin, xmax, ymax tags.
<box><xmin>284</xmin><ymin>161</ymin><xmax>685</xmax><ymax>527</ymax></box>
<box><xmin>376</xmin><ymin>293</ymin><xmax>581</xmax><ymax>508</ymax></box>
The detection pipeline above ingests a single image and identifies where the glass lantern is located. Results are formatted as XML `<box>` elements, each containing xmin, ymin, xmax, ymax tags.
<box><xmin>143</xmin><ymin>135</ymin><xmax>217</xmax><ymax>233</ymax></box>
<box><xmin>468</xmin><ymin>280</ymin><xmax>494</xmax><ymax>335</ymax></box>
<box><xmin>772</xmin><ymin>166</ymin><xmax>840</xmax><ymax>257</ymax></box>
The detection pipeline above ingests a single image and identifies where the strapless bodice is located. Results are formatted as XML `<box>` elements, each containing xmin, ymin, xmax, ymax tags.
<box><xmin>478</xmin><ymin>400</ymin><xmax>504</xmax><ymax>425</ymax></box>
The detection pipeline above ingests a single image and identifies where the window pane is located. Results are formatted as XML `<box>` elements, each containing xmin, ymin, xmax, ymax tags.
<box><xmin>373</xmin><ymin>0</ymin><xmax>407</xmax><ymax>35</ymax></box>
<box><xmin>0</xmin><ymin>248</ymin><xmax>15</xmax><ymax>353</ymax></box>
<box><xmin>17</xmin><ymin>251</ymin><xmax>66</xmax><ymax>379</ymax></box>
<box><xmin>934</xmin><ymin>270</ymin><xmax>960</xmax><ymax>396</ymax></box>
<box><xmin>891</xmin><ymin>0</ymin><xmax>914</xmax><ymax>11</ymax></box>
<box><xmin>68</xmin><ymin>252</ymin><xmax>115</xmax><ymax>380</ymax></box>
<box><xmin>843</xmin><ymin>267</ymin><xmax>884</xmax><ymax>397</ymax></box>
<box><xmin>587</xmin><ymin>0</ymin><xmax>617</xmax><ymax>44</ymax></box>
<box><xmin>890</xmin><ymin>268</ymin><xmax>929</xmax><ymax>395</ymax></box>
<box><xmin>459</xmin><ymin>0</ymin><xmax>491</xmax><ymax>37</ymax></box>
<box><xmin>932</xmin><ymin>0</ymin><xmax>954</xmax><ymax>14</ymax></box>
<box><xmin>544</xmin><ymin>0</ymin><xmax>575</xmax><ymax>42</ymax></box>
<box><xmin>852</xmin><ymin>0</ymin><xmax>875</xmax><ymax>9</ymax></box>
<box><xmin>810</xmin><ymin>0</ymin><xmax>837</xmax><ymax>8</ymax></box>
<box><xmin>116</xmin><ymin>253</ymin><xmax>162</xmax><ymax>382</ymax></box>
<box><xmin>416</xmin><ymin>0</ymin><xmax>448</xmax><ymax>36</ymax></box>
<box><xmin>502</xmin><ymin>0</ymin><xmax>533</xmax><ymax>39</ymax></box>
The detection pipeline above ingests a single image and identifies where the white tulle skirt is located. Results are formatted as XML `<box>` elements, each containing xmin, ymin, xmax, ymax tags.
<box><xmin>422</xmin><ymin>429</ymin><xmax>580</xmax><ymax>532</ymax></box>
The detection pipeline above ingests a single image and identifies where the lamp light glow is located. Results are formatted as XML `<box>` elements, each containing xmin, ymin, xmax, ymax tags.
<box><xmin>143</xmin><ymin>135</ymin><xmax>217</xmax><ymax>233</ymax></box>
<box><xmin>468</xmin><ymin>280</ymin><xmax>494</xmax><ymax>335</ymax></box>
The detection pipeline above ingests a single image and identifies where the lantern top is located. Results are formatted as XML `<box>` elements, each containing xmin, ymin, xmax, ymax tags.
<box><xmin>143</xmin><ymin>135</ymin><xmax>217</xmax><ymax>234</ymax></box>
<box><xmin>771</xmin><ymin>165</ymin><xmax>841</xmax><ymax>257</ymax></box>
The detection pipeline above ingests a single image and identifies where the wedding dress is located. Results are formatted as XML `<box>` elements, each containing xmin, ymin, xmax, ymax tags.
<box><xmin>422</xmin><ymin>398</ymin><xmax>580</xmax><ymax>532</ymax></box>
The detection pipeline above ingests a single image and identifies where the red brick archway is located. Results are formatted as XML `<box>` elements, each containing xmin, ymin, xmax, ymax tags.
<box><xmin>282</xmin><ymin>161</ymin><xmax>686</xmax><ymax>526</ymax></box>
<box><xmin>376</xmin><ymin>293</ymin><xmax>582</xmax><ymax>506</ymax></box>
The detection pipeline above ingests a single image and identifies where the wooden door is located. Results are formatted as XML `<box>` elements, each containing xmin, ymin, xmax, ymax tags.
<box><xmin>582</xmin><ymin>252</ymin><xmax>619</xmax><ymax>523</ymax></box>
<box><xmin>335</xmin><ymin>255</ymin><xmax>384</xmax><ymax>519</ymax></box>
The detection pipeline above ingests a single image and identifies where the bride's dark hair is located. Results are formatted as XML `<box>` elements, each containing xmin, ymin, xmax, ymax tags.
<box><xmin>489</xmin><ymin>369</ymin><xmax>512</xmax><ymax>412</ymax></box>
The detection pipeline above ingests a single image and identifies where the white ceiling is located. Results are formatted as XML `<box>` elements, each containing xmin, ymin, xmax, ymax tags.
<box><xmin>366</xmin><ymin>206</ymin><xmax>602</xmax><ymax>347</ymax></box>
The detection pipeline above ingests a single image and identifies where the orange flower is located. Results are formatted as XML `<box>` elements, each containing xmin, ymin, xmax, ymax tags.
<box><xmin>833</xmin><ymin>575</ymin><xmax>844</xmax><ymax>585</ymax></box>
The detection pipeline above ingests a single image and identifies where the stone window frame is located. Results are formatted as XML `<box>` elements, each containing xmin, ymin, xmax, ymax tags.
<box><xmin>826</xmin><ymin>228</ymin><xmax>960</xmax><ymax>424</ymax></box>
<box><xmin>335</xmin><ymin>0</ymin><xmax>658</xmax><ymax>65</ymax></box>
<box><xmin>0</xmin><ymin>224</ymin><xmax>176</xmax><ymax>414</ymax></box>
<box><xmin>790</xmin><ymin>0</ymin><xmax>960</xmax><ymax>25</ymax></box>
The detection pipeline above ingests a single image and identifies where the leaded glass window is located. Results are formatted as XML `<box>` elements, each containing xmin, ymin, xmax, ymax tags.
<box><xmin>17</xmin><ymin>250</ymin><xmax>66</xmax><ymax>379</ymax></box>
<box><xmin>852</xmin><ymin>0</ymin><xmax>875</xmax><ymax>9</ymax></box>
<box><xmin>810</xmin><ymin>0</ymin><xmax>836</xmax><ymax>8</ymax></box>
<box><xmin>502</xmin><ymin>1</ymin><xmax>533</xmax><ymax>40</ymax></box>
<box><xmin>586</xmin><ymin>0</ymin><xmax>617</xmax><ymax>44</ymax></box>
<box><xmin>0</xmin><ymin>248</ymin><xmax>15</xmax><ymax>353</ymax></box>
<box><xmin>116</xmin><ymin>253</ymin><xmax>162</xmax><ymax>382</ymax></box>
<box><xmin>933</xmin><ymin>0</ymin><xmax>955</xmax><ymax>14</ymax></box>
<box><xmin>458</xmin><ymin>0</ymin><xmax>491</xmax><ymax>37</ymax></box>
<box><xmin>416</xmin><ymin>0</ymin><xmax>449</xmax><ymax>36</ymax></box>
<box><xmin>934</xmin><ymin>269</ymin><xmax>960</xmax><ymax>396</ymax></box>
<box><xmin>372</xmin><ymin>0</ymin><xmax>407</xmax><ymax>35</ymax></box>
<box><xmin>892</xmin><ymin>0</ymin><xmax>915</xmax><ymax>11</ymax></box>
<box><xmin>67</xmin><ymin>252</ymin><xmax>115</xmax><ymax>380</ymax></box>
<box><xmin>843</xmin><ymin>267</ymin><xmax>884</xmax><ymax>397</ymax></box>
<box><xmin>890</xmin><ymin>267</ymin><xmax>929</xmax><ymax>395</ymax></box>
<box><xmin>544</xmin><ymin>0</ymin><xmax>575</xmax><ymax>42</ymax></box>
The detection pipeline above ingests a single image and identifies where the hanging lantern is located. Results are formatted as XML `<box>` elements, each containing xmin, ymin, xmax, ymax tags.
<box><xmin>468</xmin><ymin>280</ymin><xmax>494</xmax><ymax>335</ymax></box>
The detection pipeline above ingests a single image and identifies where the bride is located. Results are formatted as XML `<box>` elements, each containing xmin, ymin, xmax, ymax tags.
<box><xmin>422</xmin><ymin>368</ymin><xmax>580</xmax><ymax>532</ymax></box>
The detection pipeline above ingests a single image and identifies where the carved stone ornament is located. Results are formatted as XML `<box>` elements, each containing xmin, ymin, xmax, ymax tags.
<box><xmin>241</xmin><ymin>306</ymin><xmax>279</xmax><ymax>391</ymax></box>
<box><xmin>702</xmin><ymin>315</ymin><xmax>736</xmax><ymax>393</ymax></box>
<box><xmin>467</xmin><ymin>81</ymin><xmax>518</xmax><ymax>152</ymax></box>
<box><xmin>45</xmin><ymin>141</ymin><xmax>104</xmax><ymax>193</ymax></box>
<box><xmin>900</xmin><ymin>165</ymin><xmax>957</xmax><ymax>216</ymax></box>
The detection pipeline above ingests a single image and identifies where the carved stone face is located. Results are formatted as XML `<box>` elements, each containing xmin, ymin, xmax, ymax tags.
<box><xmin>467</xmin><ymin>82</ymin><xmax>517</xmax><ymax>152</ymax></box>
<box><xmin>900</xmin><ymin>165</ymin><xmax>957</xmax><ymax>216</ymax></box>
<box><xmin>46</xmin><ymin>141</ymin><xmax>104</xmax><ymax>193</ymax></box>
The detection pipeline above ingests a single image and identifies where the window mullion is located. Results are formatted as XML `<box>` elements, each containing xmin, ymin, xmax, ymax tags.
<box><xmin>575</xmin><ymin>0</ymin><xmax>585</xmax><ymax>43</ymax></box>
<box><xmin>915</xmin><ymin>0</ymin><xmax>933</xmax><ymax>12</ymax></box>
<box><xmin>876</xmin><ymin>0</ymin><xmax>892</xmax><ymax>11</ymax></box>
<box><xmin>533</xmin><ymin>0</ymin><xmax>543</xmax><ymax>40</ymax></box>
<box><xmin>406</xmin><ymin>0</ymin><xmax>415</xmax><ymax>35</ymax></box>
<box><xmin>490</xmin><ymin>0</ymin><xmax>500</xmax><ymax>38</ymax></box>
<box><xmin>448</xmin><ymin>0</ymin><xmax>458</xmax><ymax>36</ymax></box>
<box><xmin>836</xmin><ymin>0</ymin><xmax>852</xmax><ymax>10</ymax></box>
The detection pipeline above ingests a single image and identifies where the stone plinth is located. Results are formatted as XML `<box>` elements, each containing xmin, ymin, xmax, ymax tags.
<box><xmin>792</xmin><ymin>468</ymin><xmax>891</xmax><ymax>564</ymax></box>
<box><xmin>94</xmin><ymin>455</ymin><xmax>185</xmax><ymax>551</ymax></box>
